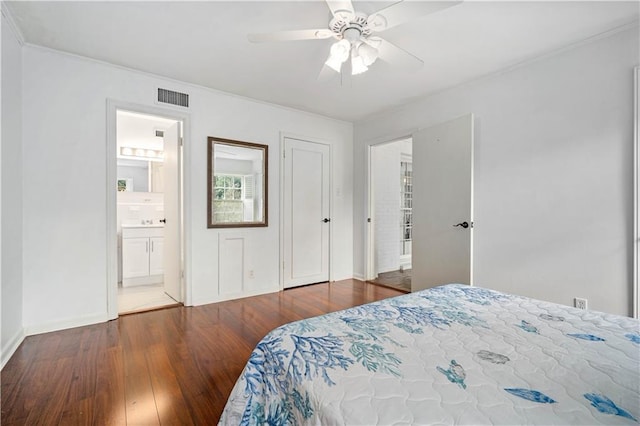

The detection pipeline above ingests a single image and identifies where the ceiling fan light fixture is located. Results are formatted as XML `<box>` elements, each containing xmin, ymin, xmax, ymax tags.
<box><xmin>358</xmin><ymin>42</ymin><xmax>379</xmax><ymax>66</ymax></box>
<box><xmin>351</xmin><ymin>46</ymin><xmax>368</xmax><ymax>75</ymax></box>
<box><xmin>325</xmin><ymin>54</ymin><xmax>344</xmax><ymax>73</ymax></box>
<box><xmin>343</xmin><ymin>27</ymin><xmax>361</xmax><ymax>43</ymax></box>
<box><xmin>325</xmin><ymin>39</ymin><xmax>351</xmax><ymax>73</ymax></box>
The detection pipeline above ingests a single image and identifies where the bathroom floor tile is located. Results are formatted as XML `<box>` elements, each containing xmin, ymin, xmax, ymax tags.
<box><xmin>117</xmin><ymin>283</ymin><xmax>178</xmax><ymax>314</ymax></box>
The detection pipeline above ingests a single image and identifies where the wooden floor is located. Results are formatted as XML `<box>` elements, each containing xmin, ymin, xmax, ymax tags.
<box><xmin>1</xmin><ymin>280</ymin><xmax>402</xmax><ymax>425</ymax></box>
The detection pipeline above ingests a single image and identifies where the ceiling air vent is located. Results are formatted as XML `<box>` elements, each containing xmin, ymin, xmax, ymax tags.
<box><xmin>155</xmin><ymin>130</ymin><xmax>164</xmax><ymax>137</ymax></box>
<box><xmin>157</xmin><ymin>88</ymin><xmax>189</xmax><ymax>108</ymax></box>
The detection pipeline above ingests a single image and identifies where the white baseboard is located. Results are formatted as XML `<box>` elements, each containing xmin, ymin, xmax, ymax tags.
<box><xmin>1</xmin><ymin>328</ymin><xmax>25</xmax><ymax>369</ymax></box>
<box><xmin>24</xmin><ymin>312</ymin><xmax>110</xmax><ymax>337</ymax></box>
<box><xmin>191</xmin><ymin>286</ymin><xmax>279</xmax><ymax>307</ymax></box>
<box><xmin>352</xmin><ymin>273</ymin><xmax>365</xmax><ymax>281</ymax></box>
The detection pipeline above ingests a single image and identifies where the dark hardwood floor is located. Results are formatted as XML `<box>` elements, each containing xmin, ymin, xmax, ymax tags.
<box><xmin>1</xmin><ymin>280</ymin><xmax>403</xmax><ymax>425</ymax></box>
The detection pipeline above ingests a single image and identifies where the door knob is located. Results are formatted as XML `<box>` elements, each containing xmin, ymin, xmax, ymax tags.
<box><xmin>453</xmin><ymin>221</ymin><xmax>469</xmax><ymax>229</ymax></box>
<box><xmin>323</xmin><ymin>218</ymin><xmax>331</xmax><ymax>223</ymax></box>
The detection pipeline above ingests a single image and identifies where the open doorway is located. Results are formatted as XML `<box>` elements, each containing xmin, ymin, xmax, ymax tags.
<box><xmin>368</xmin><ymin>138</ymin><xmax>412</xmax><ymax>293</ymax></box>
<box><xmin>115</xmin><ymin>109</ymin><xmax>183</xmax><ymax>314</ymax></box>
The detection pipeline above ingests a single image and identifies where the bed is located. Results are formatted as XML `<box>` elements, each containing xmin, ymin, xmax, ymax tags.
<box><xmin>219</xmin><ymin>284</ymin><xmax>640</xmax><ymax>425</ymax></box>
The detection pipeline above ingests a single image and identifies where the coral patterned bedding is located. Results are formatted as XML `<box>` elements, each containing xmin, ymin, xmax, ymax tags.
<box><xmin>219</xmin><ymin>284</ymin><xmax>640</xmax><ymax>425</ymax></box>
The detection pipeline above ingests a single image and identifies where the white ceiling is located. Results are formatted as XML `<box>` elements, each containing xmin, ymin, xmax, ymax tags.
<box><xmin>117</xmin><ymin>110</ymin><xmax>178</xmax><ymax>151</ymax></box>
<box><xmin>6</xmin><ymin>1</ymin><xmax>639</xmax><ymax>122</ymax></box>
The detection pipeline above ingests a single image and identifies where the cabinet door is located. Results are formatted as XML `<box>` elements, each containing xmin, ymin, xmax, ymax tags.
<box><xmin>149</xmin><ymin>237</ymin><xmax>164</xmax><ymax>276</ymax></box>
<box><xmin>122</xmin><ymin>237</ymin><xmax>150</xmax><ymax>278</ymax></box>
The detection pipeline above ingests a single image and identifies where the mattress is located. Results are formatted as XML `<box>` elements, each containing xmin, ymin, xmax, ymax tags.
<box><xmin>219</xmin><ymin>284</ymin><xmax>640</xmax><ymax>425</ymax></box>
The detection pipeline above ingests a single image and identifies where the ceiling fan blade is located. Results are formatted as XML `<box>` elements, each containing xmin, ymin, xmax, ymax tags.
<box><xmin>367</xmin><ymin>1</ymin><xmax>462</xmax><ymax>32</ymax></box>
<box><xmin>325</xmin><ymin>0</ymin><xmax>355</xmax><ymax>20</ymax></box>
<box><xmin>248</xmin><ymin>29</ymin><xmax>334</xmax><ymax>43</ymax></box>
<box><xmin>375</xmin><ymin>38</ymin><xmax>424</xmax><ymax>72</ymax></box>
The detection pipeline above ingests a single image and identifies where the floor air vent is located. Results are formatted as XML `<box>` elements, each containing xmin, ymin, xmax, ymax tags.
<box><xmin>157</xmin><ymin>88</ymin><xmax>189</xmax><ymax>108</ymax></box>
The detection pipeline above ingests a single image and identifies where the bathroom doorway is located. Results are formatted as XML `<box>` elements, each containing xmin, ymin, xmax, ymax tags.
<box><xmin>113</xmin><ymin>108</ymin><xmax>184</xmax><ymax>314</ymax></box>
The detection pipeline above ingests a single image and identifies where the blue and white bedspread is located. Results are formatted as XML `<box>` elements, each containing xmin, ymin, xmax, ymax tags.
<box><xmin>220</xmin><ymin>284</ymin><xmax>640</xmax><ymax>425</ymax></box>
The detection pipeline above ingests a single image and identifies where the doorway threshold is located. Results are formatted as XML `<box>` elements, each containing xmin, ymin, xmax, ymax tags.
<box><xmin>118</xmin><ymin>302</ymin><xmax>182</xmax><ymax>316</ymax></box>
<box><xmin>118</xmin><ymin>283</ymin><xmax>179</xmax><ymax>315</ymax></box>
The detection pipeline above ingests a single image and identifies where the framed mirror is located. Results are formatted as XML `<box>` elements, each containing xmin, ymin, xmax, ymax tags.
<box><xmin>208</xmin><ymin>137</ymin><xmax>268</xmax><ymax>228</ymax></box>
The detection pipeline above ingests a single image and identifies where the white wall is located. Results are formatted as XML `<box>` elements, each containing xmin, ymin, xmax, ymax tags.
<box><xmin>1</xmin><ymin>9</ymin><xmax>24</xmax><ymax>366</ymax></box>
<box><xmin>21</xmin><ymin>45</ymin><xmax>353</xmax><ymax>333</ymax></box>
<box><xmin>354</xmin><ymin>26</ymin><xmax>639</xmax><ymax>316</ymax></box>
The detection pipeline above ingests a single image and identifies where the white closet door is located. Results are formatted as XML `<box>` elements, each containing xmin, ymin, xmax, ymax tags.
<box><xmin>283</xmin><ymin>138</ymin><xmax>330</xmax><ymax>288</ymax></box>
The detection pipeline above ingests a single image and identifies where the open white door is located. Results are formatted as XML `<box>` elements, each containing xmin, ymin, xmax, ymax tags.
<box><xmin>412</xmin><ymin>114</ymin><xmax>473</xmax><ymax>291</ymax></box>
<box><xmin>634</xmin><ymin>66</ymin><xmax>639</xmax><ymax>319</ymax></box>
<box><xmin>163</xmin><ymin>122</ymin><xmax>182</xmax><ymax>302</ymax></box>
<box><xmin>283</xmin><ymin>137</ymin><xmax>330</xmax><ymax>288</ymax></box>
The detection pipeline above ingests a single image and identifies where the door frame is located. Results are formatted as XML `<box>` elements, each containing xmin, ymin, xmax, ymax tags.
<box><xmin>279</xmin><ymin>132</ymin><xmax>333</xmax><ymax>290</ymax></box>
<box><xmin>106</xmin><ymin>99</ymin><xmax>191</xmax><ymax>319</ymax></box>
<box><xmin>365</xmin><ymin>134</ymin><xmax>413</xmax><ymax>281</ymax></box>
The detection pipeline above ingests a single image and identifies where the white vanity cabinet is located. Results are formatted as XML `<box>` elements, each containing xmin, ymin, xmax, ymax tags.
<box><xmin>148</xmin><ymin>237</ymin><xmax>164</xmax><ymax>276</ymax></box>
<box><xmin>122</xmin><ymin>226</ymin><xmax>164</xmax><ymax>286</ymax></box>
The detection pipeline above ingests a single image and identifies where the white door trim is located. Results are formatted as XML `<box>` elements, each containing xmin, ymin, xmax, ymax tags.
<box><xmin>279</xmin><ymin>132</ymin><xmax>333</xmax><ymax>290</ymax></box>
<box><xmin>366</xmin><ymin>144</ymin><xmax>374</xmax><ymax>281</ymax></box>
<box><xmin>106</xmin><ymin>99</ymin><xmax>191</xmax><ymax>319</ymax></box>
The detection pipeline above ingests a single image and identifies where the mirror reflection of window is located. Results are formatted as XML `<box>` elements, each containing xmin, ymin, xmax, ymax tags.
<box><xmin>207</xmin><ymin>137</ymin><xmax>268</xmax><ymax>228</ymax></box>
<box><xmin>213</xmin><ymin>174</ymin><xmax>244</xmax><ymax>223</ymax></box>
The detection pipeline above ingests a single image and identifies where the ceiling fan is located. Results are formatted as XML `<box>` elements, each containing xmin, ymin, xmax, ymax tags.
<box><xmin>248</xmin><ymin>0</ymin><xmax>461</xmax><ymax>77</ymax></box>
